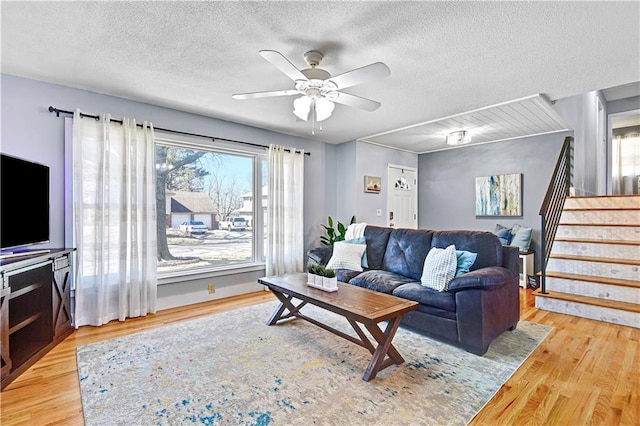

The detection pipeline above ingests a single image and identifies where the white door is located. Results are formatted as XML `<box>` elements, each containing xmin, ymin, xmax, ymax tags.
<box><xmin>387</xmin><ymin>165</ymin><xmax>417</xmax><ymax>229</ymax></box>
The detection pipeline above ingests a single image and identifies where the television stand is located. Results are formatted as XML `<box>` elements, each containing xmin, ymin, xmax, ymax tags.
<box><xmin>1</xmin><ymin>248</ymin><xmax>74</xmax><ymax>390</ymax></box>
<box><xmin>0</xmin><ymin>249</ymin><xmax>52</xmax><ymax>260</ymax></box>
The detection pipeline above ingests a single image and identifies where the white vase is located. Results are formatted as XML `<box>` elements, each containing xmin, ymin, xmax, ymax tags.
<box><xmin>307</xmin><ymin>272</ymin><xmax>314</xmax><ymax>284</ymax></box>
<box><xmin>314</xmin><ymin>274</ymin><xmax>323</xmax><ymax>287</ymax></box>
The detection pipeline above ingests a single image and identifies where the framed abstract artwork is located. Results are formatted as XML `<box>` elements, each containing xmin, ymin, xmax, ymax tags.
<box><xmin>475</xmin><ymin>173</ymin><xmax>522</xmax><ymax>217</ymax></box>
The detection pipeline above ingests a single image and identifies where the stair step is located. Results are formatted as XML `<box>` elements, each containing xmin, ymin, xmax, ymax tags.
<box><xmin>558</xmin><ymin>223</ymin><xmax>640</xmax><ymax>227</ymax></box>
<box><xmin>563</xmin><ymin>207</ymin><xmax>640</xmax><ymax>211</ymax></box>
<box><xmin>545</xmin><ymin>271</ymin><xmax>640</xmax><ymax>288</ymax></box>
<box><xmin>534</xmin><ymin>290</ymin><xmax>640</xmax><ymax>313</ymax></box>
<box><xmin>560</xmin><ymin>210</ymin><xmax>640</xmax><ymax>225</ymax></box>
<box><xmin>554</xmin><ymin>238</ymin><xmax>640</xmax><ymax>246</ymax></box>
<box><xmin>546</xmin><ymin>257</ymin><xmax>639</xmax><ymax>281</ymax></box>
<box><xmin>564</xmin><ymin>195</ymin><xmax>640</xmax><ymax>210</ymax></box>
<box><xmin>544</xmin><ymin>274</ymin><xmax>640</xmax><ymax>304</ymax></box>
<box><xmin>551</xmin><ymin>240</ymin><xmax>640</xmax><ymax>261</ymax></box>
<box><xmin>534</xmin><ymin>290</ymin><xmax>640</xmax><ymax>328</ymax></box>
<box><xmin>555</xmin><ymin>225</ymin><xmax>640</xmax><ymax>242</ymax></box>
<box><xmin>549</xmin><ymin>253</ymin><xmax>640</xmax><ymax>266</ymax></box>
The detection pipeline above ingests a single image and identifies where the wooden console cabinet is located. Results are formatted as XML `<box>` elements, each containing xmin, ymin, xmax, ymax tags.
<box><xmin>0</xmin><ymin>248</ymin><xmax>74</xmax><ymax>390</ymax></box>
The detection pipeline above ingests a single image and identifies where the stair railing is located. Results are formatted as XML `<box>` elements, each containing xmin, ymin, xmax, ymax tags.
<box><xmin>538</xmin><ymin>136</ymin><xmax>573</xmax><ymax>294</ymax></box>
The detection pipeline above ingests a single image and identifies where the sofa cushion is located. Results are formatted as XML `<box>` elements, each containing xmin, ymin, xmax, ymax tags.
<box><xmin>415</xmin><ymin>303</ymin><xmax>457</xmax><ymax>320</ymax></box>
<box><xmin>431</xmin><ymin>230</ymin><xmax>503</xmax><ymax>270</ymax></box>
<box><xmin>392</xmin><ymin>282</ymin><xmax>456</xmax><ymax>312</ymax></box>
<box><xmin>382</xmin><ymin>228</ymin><xmax>434</xmax><ymax>280</ymax></box>
<box><xmin>348</xmin><ymin>270</ymin><xmax>417</xmax><ymax>294</ymax></box>
<box><xmin>421</xmin><ymin>245</ymin><xmax>457</xmax><ymax>291</ymax></box>
<box><xmin>363</xmin><ymin>226</ymin><xmax>393</xmax><ymax>270</ymax></box>
<box><xmin>336</xmin><ymin>269</ymin><xmax>362</xmax><ymax>283</ymax></box>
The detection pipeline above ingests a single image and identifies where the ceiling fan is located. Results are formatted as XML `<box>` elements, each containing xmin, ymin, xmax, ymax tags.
<box><xmin>232</xmin><ymin>50</ymin><xmax>390</xmax><ymax>131</ymax></box>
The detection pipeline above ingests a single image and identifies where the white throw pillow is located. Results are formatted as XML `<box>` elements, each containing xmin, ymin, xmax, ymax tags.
<box><xmin>421</xmin><ymin>245</ymin><xmax>457</xmax><ymax>292</ymax></box>
<box><xmin>326</xmin><ymin>241</ymin><xmax>367</xmax><ymax>272</ymax></box>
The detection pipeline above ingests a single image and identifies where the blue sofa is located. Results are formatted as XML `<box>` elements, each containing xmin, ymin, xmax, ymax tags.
<box><xmin>307</xmin><ymin>226</ymin><xmax>520</xmax><ymax>355</ymax></box>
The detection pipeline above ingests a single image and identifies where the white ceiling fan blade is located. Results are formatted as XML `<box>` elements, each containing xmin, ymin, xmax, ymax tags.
<box><xmin>232</xmin><ymin>89</ymin><xmax>299</xmax><ymax>100</ymax></box>
<box><xmin>330</xmin><ymin>92</ymin><xmax>381</xmax><ymax>112</ymax></box>
<box><xmin>328</xmin><ymin>62</ymin><xmax>390</xmax><ymax>90</ymax></box>
<box><xmin>259</xmin><ymin>50</ymin><xmax>308</xmax><ymax>82</ymax></box>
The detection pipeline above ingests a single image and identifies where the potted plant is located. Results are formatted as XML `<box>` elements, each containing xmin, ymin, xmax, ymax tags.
<box><xmin>307</xmin><ymin>263</ymin><xmax>320</xmax><ymax>285</ymax></box>
<box><xmin>306</xmin><ymin>263</ymin><xmax>338</xmax><ymax>291</ymax></box>
<box><xmin>322</xmin><ymin>267</ymin><xmax>337</xmax><ymax>290</ymax></box>
<box><xmin>320</xmin><ymin>215</ymin><xmax>356</xmax><ymax>246</ymax></box>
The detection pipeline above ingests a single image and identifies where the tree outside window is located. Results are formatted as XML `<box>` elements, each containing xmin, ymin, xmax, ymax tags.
<box><xmin>155</xmin><ymin>142</ymin><xmax>263</xmax><ymax>275</ymax></box>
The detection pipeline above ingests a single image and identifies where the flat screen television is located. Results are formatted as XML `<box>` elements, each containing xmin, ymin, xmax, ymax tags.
<box><xmin>0</xmin><ymin>153</ymin><xmax>50</xmax><ymax>255</ymax></box>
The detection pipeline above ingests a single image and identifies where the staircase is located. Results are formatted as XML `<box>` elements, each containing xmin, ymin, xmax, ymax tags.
<box><xmin>534</xmin><ymin>195</ymin><xmax>640</xmax><ymax>328</ymax></box>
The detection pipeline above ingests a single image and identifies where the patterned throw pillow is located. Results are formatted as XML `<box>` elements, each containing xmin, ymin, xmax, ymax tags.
<box><xmin>344</xmin><ymin>237</ymin><xmax>368</xmax><ymax>268</ymax></box>
<box><xmin>421</xmin><ymin>245</ymin><xmax>457</xmax><ymax>291</ymax></box>
<box><xmin>326</xmin><ymin>241</ymin><xmax>367</xmax><ymax>272</ymax></box>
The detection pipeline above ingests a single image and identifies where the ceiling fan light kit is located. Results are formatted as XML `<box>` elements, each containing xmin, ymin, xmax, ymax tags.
<box><xmin>232</xmin><ymin>49</ymin><xmax>390</xmax><ymax>133</ymax></box>
<box><xmin>446</xmin><ymin>130</ymin><xmax>472</xmax><ymax>146</ymax></box>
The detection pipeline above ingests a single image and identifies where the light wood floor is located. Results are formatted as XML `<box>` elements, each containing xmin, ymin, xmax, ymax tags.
<box><xmin>1</xmin><ymin>288</ymin><xmax>638</xmax><ymax>425</ymax></box>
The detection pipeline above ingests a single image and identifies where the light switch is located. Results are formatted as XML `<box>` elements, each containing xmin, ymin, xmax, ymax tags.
<box><xmin>376</xmin><ymin>209</ymin><xmax>382</xmax><ymax>217</ymax></box>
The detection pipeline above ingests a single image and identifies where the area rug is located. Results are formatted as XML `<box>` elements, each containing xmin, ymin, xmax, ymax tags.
<box><xmin>77</xmin><ymin>301</ymin><xmax>552</xmax><ymax>425</ymax></box>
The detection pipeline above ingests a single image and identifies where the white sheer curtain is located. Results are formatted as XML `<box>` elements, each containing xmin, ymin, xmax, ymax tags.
<box><xmin>266</xmin><ymin>144</ymin><xmax>305</xmax><ymax>276</ymax></box>
<box><xmin>612</xmin><ymin>133</ymin><xmax>640</xmax><ymax>195</ymax></box>
<box><xmin>73</xmin><ymin>110</ymin><xmax>158</xmax><ymax>327</ymax></box>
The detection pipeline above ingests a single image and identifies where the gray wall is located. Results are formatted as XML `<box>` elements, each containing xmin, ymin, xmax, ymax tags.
<box><xmin>553</xmin><ymin>90</ymin><xmax>607</xmax><ymax>196</ymax></box>
<box><xmin>333</xmin><ymin>140</ymin><xmax>418</xmax><ymax>227</ymax></box>
<box><xmin>334</xmin><ymin>141</ymin><xmax>358</xmax><ymax>227</ymax></box>
<box><xmin>355</xmin><ymin>141</ymin><xmax>417</xmax><ymax>225</ymax></box>
<box><xmin>0</xmin><ymin>74</ymin><xmax>333</xmax><ymax>309</ymax></box>
<box><xmin>418</xmin><ymin>132</ymin><xmax>571</xmax><ymax>271</ymax></box>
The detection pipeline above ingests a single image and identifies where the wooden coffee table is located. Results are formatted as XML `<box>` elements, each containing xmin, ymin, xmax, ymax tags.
<box><xmin>258</xmin><ymin>273</ymin><xmax>418</xmax><ymax>381</ymax></box>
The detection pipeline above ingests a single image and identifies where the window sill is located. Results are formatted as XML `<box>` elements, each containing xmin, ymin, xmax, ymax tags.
<box><xmin>157</xmin><ymin>262</ymin><xmax>266</xmax><ymax>286</ymax></box>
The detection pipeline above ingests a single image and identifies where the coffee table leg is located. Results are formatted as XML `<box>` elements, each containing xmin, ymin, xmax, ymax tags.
<box><xmin>362</xmin><ymin>316</ymin><xmax>404</xmax><ymax>381</ymax></box>
<box><xmin>267</xmin><ymin>290</ymin><xmax>307</xmax><ymax>325</ymax></box>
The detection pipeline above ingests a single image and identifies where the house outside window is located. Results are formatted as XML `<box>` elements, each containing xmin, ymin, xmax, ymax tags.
<box><xmin>155</xmin><ymin>136</ymin><xmax>266</xmax><ymax>277</ymax></box>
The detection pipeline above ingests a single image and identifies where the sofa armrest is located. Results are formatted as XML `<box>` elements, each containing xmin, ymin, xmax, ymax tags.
<box><xmin>502</xmin><ymin>245</ymin><xmax>520</xmax><ymax>275</ymax></box>
<box><xmin>447</xmin><ymin>266</ymin><xmax>516</xmax><ymax>292</ymax></box>
<box><xmin>307</xmin><ymin>246</ymin><xmax>334</xmax><ymax>266</ymax></box>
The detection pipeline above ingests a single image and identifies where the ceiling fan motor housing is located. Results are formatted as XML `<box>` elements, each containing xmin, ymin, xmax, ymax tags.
<box><xmin>301</xmin><ymin>67</ymin><xmax>331</xmax><ymax>81</ymax></box>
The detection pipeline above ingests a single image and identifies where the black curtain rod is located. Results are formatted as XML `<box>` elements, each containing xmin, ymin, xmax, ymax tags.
<box><xmin>48</xmin><ymin>106</ymin><xmax>310</xmax><ymax>156</ymax></box>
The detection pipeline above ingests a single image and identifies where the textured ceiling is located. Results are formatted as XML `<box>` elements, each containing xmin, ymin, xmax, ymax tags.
<box><xmin>1</xmin><ymin>1</ymin><xmax>639</xmax><ymax>153</ymax></box>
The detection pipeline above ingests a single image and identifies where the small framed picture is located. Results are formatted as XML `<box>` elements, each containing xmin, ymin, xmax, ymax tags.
<box><xmin>364</xmin><ymin>176</ymin><xmax>381</xmax><ymax>193</ymax></box>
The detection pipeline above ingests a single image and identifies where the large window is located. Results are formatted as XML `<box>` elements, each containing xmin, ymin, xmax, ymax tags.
<box><xmin>155</xmin><ymin>137</ymin><xmax>266</xmax><ymax>277</ymax></box>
